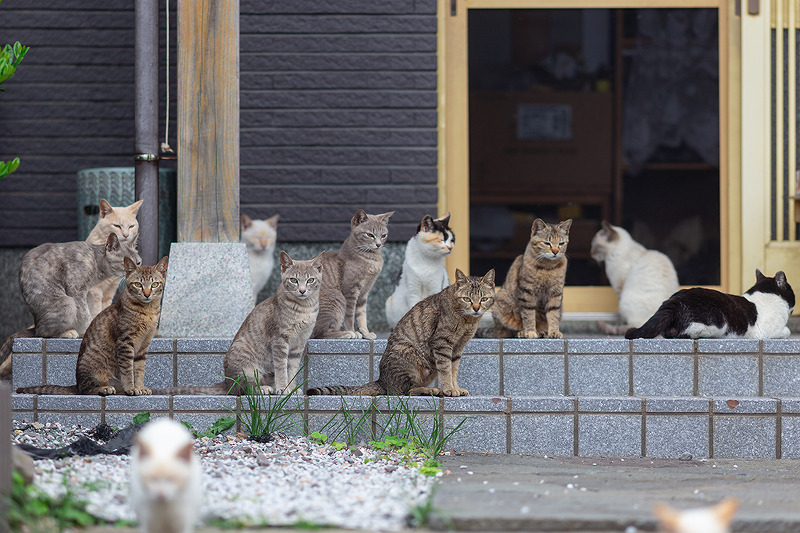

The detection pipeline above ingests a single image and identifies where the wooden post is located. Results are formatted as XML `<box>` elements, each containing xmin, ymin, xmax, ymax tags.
<box><xmin>177</xmin><ymin>0</ymin><xmax>239</xmax><ymax>243</ymax></box>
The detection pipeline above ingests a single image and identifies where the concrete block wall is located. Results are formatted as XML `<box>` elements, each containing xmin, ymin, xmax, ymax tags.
<box><xmin>12</xmin><ymin>337</ymin><xmax>800</xmax><ymax>458</ymax></box>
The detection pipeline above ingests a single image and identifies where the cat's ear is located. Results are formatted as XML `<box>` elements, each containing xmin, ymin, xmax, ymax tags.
<box><xmin>653</xmin><ymin>503</ymin><xmax>681</xmax><ymax>533</ymax></box>
<box><xmin>240</xmin><ymin>214</ymin><xmax>253</xmax><ymax>230</ymax></box>
<box><xmin>311</xmin><ymin>252</ymin><xmax>325</xmax><ymax>273</ymax></box>
<box><xmin>99</xmin><ymin>199</ymin><xmax>113</xmax><ymax>219</ymax></box>
<box><xmin>128</xmin><ymin>200</ymin><xmax>143</xmax><ymax>216</ymax></box>
<box><xmin>155</xmin><ymin>256</ymin><xmax>169</xmax><ymax>276</ymax></box>
<box><xmin>712</xmin><ymin>499</ymin><xmax>739</xmax><ymax>526</ymax></box>
<box><xmin>106</xmin><ymin>233</ymin><xmax>120</xmax><ymax>251</ymax></box>
<box><xmin>532</xmin><ymin>218</ymin><xmax>547</xmax><ymax>235</ymax></box>
<box><xmin>352</xmin><ymin>209</ymin><xmax>369</xmax><ymax>228</ymax></box>
<box><xmin>124</xmin><ymin>256</ymin><xmax>138</xmax><ymax>276</ymax></box>
<box><xmin>379</xmin><ymin>211</ymin><xmax>395</xmax><ymax>222</ymax></box>
<box><xmin>279</xmin><ymin>251</ymin><xmax>293</xmax><ymax>272</ymax></box>
<box><xmin>455</xmin><ymin>269</ymin><xmax>467</xmax><ymax>283</ymax></box>
<box><xmin>600</xmin><ymin>220</ymin><xmax>618</xmax><ymax>240</ymax></box>
<box><xmin>481</xmin><ymin>269</ymin><xmax>496</xmax><ymax>287</ymax></box>
<box><xmin>755</xmin><ymin>268</ymin><xmax>766</xmax><ymax>281</ymax></box>
<box><xmin>775</xmin><ymin>271</ymin><xmax>788</xmax><ymax>288</ymax></box>
<box><xmin>420</xmin><ymin>215</ymin><xmax>436</xmax><ymax>233</ymax></box>
<box><xmin>558</xmin><ymin>219</ymin><xmax>573</xmax><ymax>233</ymax></box>
<box><xmin>435</xmin><ymin>212</ymin><xmax>451</xmax><ymax>226</ymax></box>
<box><xmin>177</xmin><ymin>441</ymin><xmax>194</xmax><ymax>464</ymax></box>
<box><xmin>266</xmin><ymin>214</ymin><xmax>280</xmax><ymax>229</ymax></box>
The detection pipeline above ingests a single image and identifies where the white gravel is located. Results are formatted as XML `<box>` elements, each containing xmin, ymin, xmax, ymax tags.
<box><xmin>11</xmin><ymin>420</ymin><xmax>436</xmax><ymax>530</ymax></box>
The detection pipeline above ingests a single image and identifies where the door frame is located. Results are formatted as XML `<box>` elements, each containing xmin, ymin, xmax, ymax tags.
<box><xmin>437</xmin><ymin>0</ymin><xmax>738</xmax><ymax>313</ymax></box>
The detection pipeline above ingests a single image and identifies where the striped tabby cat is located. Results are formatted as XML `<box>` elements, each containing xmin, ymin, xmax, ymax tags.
<box><xmin>16</xmin><ymin>256</ymin><xmax>168</xmax><ymax>395</ymax></box>
<box><xmin>312</xmin><ymin>209</ymin><xmax>393</xmax><ymax>340</ymax></box>
<box><xmin>308</xmin><ymin>268</ymin><xmax>495</xmax><ymax>396</ymax></box>
<box><xmin>491</xmin><ymin>218</ymin><xmax>572</xmax><ymax>339</ymax></box>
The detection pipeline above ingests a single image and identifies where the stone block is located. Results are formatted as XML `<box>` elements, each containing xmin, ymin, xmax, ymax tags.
<box><xmin>104</xmin><ymin>395</ymin><xmax>171</xmax><ymax>412</ymax></box>
<box><xmin>462</xmin><ymin>339</ymin><xmax>500</xmax><ymax>354</ymax></box>
<box><xmin>511</xmin><ymin>414</ymin><xmax>574</xmax><ymax>455</ymax></box>
<box><xmin>172</xmin><ymin>395</ymin><xmax>238</xmax><ymax>412</ymax></box>
<box><xmin>780</xmin><ymin>416</ymin><xmax>800</xmax><ymax>457</ymax></box>
<box><xmin>780</xmin><ymin>398</ymin><xmax>800</xmax><ymax>413</ymax></box>
<box><xmin>147</xmin><ymin>338</ymin><xmax>174</xmax><ymax>353</ymax></box>
<box><xmin>172</xmin><ymin>413</ymin><xmax>238</xmax><ymax>436</ymax></box>
<box><xmin>45</xmin><ymin>354</ymin><xmax>76</xmax><ymax>386</ymax></box>
<box><xmin>578</xmin><ymin>415</ymin><xmax>642</xmax><ymax>457</ymax></box>
<box><xmin>568</xmin><ymin>339</ymin><xmax>629</xmax><ymax>354</ymax></box>
<box><xmin>307</xmin><ymin>354</ymin><xmax>369</xmax><ymax>390</ymax></box>
<box><xmin>143</xmin><ymin>354</ymin><xmax>174</xmax><ymax>389</ymax></box>
<box><xmin>11</xmin><ymin>394</ymin><xmax>34</xmax><ymax>410</ymax></box>
<box><xmin>454</xmin><ymin>355</ymin><xmax>499</xmax><ymax>396</ymax></box>
<box><xmin>713</xmin><ymin>416</ymin><xmax>776</xmax><ymax>458</ymax></box>
<box><xmin>37</xmin><ymin>395</ymin><xmax>101</xmax><ymax>411</ymax></box>
<box><xmin>503</xmin><ymin>354</ymin><xmax>564</xmax><ymax>396</ymax></box>
<box><xmin>307</xmin><ymin>395</ymin><xmax>375</xmax><ymax>413</ymax></box>
<box><xmin>697</xmin><ymin>339</ymin><xmax>759</xmax><ymax>353</ymax></box>
<box><xmin>698</xmin><ymin>356</ymin><xmax>758</xmax><ymax>396</ymax></box>
<box><xmin>176</xmin><ymin>338</ymin><xmax>232</xmax><ymax>353</ymax></box>
<box><xmin>45</xmin><ymin>338</ymin><xmax>82</xmax><ymax>353</ymax></box>
<box><xmin>645</xmin><ymin>397</ymin><xmax>710</xmax><ymax>413</ymax></box>
<box><xmin>632</xmin><ymin>355</ymin><xmax>694</xmax><ymax>396</ymax></box>
<box><xmin>568</xmin><ymin>355</ymin><xmax>629</xmax><ymax>396</ymax></box>
<box><xmin>105</xmin><ymin>412</ymin><xmax>169</xmax><ymax>430</ymax></box>
<box><xmin>12</xmin><ymin>354</ymin><xmax>43</xmax><ymax>390</ymax></box>
<box><xmin>373</xmin><ymin>339</ymin><xmax>387</xmax><ymax>354</ymax></box>
<box><xmin>158</xmin><ymin>243</ymin><xmax>254</xmax><ymax>337</ymax></box>
<box><xmin>502</xmin><ymin>338</ymin><xmax>564</xmax><ymax>354</ymax></box>
<box><xmin>442</xmin><ymin>396</ymin><xmax>507</xmax><ymax>413</ymax></box>
<box><xmin>763</xmin><ymin>339</ymin><xmax>800</xmax><ymax>353</ymax></box>
<box><xmin>712</xmin><ymin>398</ymin><xmax>777</xmax><ymax>414</ymax></box>
<box><xmin>763</xmin><ymin>356</ymin><xmax>800</xmax><ymax>395</ymax></box>
<box><xmin>37</xmin><ymin>412</ymin><xmax>102</xmax><ymax>428</ymax></box>
<box><xmin>12</xmin><ymin>337</ymin><xmax>42</xmax><ymax>353</ymax></box>
<box><xmin>306</xmin><ymin>413</ymin><xmax>372</xmax><ymax>444</ymax></box>
<box><xmin>307</xmin><ymin>339</ymin><xmax>370</xmax><ymax>354</ymax></box>
<box><xmin>176</xmin><ymin>354</ymin><xmax>224</xmax><ymax>386</ymax></box>
<box><xmin>12</xmin><ymin>413</ymin><xmax>34</xmax><ymax>423</ymax></box>
<box><xmin>444</xmin><ymin>414</ymin><xmax>506</xmax><ymax>454</ymax></box>
<box><xmin>646</xmin><ymin>415</ymin><xmax>709</xmax><ymax>458</ymax></box>
<box><xmin>511</xmin><ymin>396</ymin><xmax>575</xmax><ymax>413</ymax></box>
<box><xmin>374</xmin><ymin>395</ymin><xmax>439</xmax><ymax>413</ymax></box>
<box><xmin>578</xmin><ymin>397</ymin><xmax>642</xmax><ymax>413</ymax></box>
<box><xmin>631</xmin><ymin>339</ymin><xmax>694</xmax><ymax>353</ymax></box>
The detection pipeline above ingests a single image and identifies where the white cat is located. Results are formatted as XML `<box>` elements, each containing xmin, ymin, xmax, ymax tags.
<box><xmin>590</xmin><ymin>221</ymin><xmax>679</xmax><ymax>335</ymax></box>
<box><xmin>385</xmin><ymin>213</ymin><xmax>454</xmax><ymax>328</ymax></box>
<box><xmin>86</xmin><ymin>199</ymin><xmax>143</xmax><ymax>318</ymax></box>
<box><xmin>130</xmin><ymin>418</ymin><xmax>201</xmax><ymax>533</ymax></box>
<box><xmin>654</xmin><ymin>499</ymin><xmax>738</xmax><ymax>533</ymax></box>
<box><xmin>241</xmin><ymin>214</ymin><xmax>279</xmax><ymax>300</ymax></box>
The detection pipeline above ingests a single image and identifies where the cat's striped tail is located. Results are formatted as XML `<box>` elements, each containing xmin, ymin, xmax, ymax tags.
<box><xmin>0</xmin><ymin>327</ymin><xmax>36</xmax><ymax>379</ymax></box>
<box><xmin>16</xmin><ymin>385</ymin><xmax>78</xmax><ymax>395</ymax></box>
<box><xmin>307</xmin><ymin>381</ymin><xmax>385</xmax><ymax>396</ymax></box>
<box><xmin>150</xmin><ymin>381</ymin><xmax>230</xmax><ymax>395</ymax></box>
<box><xmin>624</xmin><ymin>306</ymin><xmax>675</xmax><ymax>339</ymax></box>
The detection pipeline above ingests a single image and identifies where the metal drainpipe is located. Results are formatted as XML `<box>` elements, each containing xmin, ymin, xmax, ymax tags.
<box><xmin>134</xmin><ymin>0</ymin><xmax>160</xmax><ymax>267</ymax></box>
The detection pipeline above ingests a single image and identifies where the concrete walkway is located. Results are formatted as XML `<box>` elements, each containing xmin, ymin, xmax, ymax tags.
<box><xmin>430</xmin><ymin>453</ymin><xmax>800</xmax><ymax>532</ymax></box>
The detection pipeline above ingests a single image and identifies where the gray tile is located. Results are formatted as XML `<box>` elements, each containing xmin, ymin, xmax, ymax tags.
<box><xmin>763</xmin><ymin>356</ymin><xmax>800</xmax><ymax>395</ymax></box>
<box><xmin>45</xmin><ymin>338</ymin><xmax>83</xmax><ymax>353</ymax></box>
<box><xmin>307</xmin><ymin>395</ymin><xmax>376</xmax><ymax>413</ymax></box>
<box><xmin>511</xmin><ymin>396</ymin><xmax>575</xmax><ymax>413</ymax></box>
<box><xmin>172</xmin><ymin>413</ymin><xmax>238</xmax><ymax>436</ymax></box>
<box><xmin>632</xmin><ymin>355</ymin><xmax>694</xmax><ymax>396</ymax></box>
<box><xmin>374</xmin><ymin>395</ymin><xmax>439</xmax><ymax>412</ymax></box>
<box><xmin>13</xmin><ymin>354</ymin><xmax>43</xmax><ymax>390</ymax></box>
<box><xmin>502</xmin><ymin>338</ymin><xmax>564</xmax><ymax>354</ymax></box>
<box><xmin>568</xmin><ymin>355</ymin><xmax>629</xmax><ymax>395</ymax></box>
<box><xmin>763</xmin><ymin>339</ymin><xmax>800</xmax><ymax>353</ymax></box>
<box><xmin>697</xmin><ymin>339</ymin><xmax>759</xmax><ymax>353</ymax></box>
<box><xmin>46</xmin><ymin>354</ymin><xmax>77</xmax><ymax>386</ymax></box>
<box><xmin>579</xmin><ymin>397</ymin><xmax>642</xmax><ymax>413</ymax></box>
<box><xmin>454</xmin><ymin>355</ymin><xmax>499</xmax><ymax>396</ymax></box>
<box><xmin>373</xmin><ymin>340</ymin><xmax>387</xmax><ymax>354</ymax></box>
<box><xmin>511</xmin><ymin>414</ymin><xmax>574</xmax><ymax>455</ymax></box>
<box><xmin>307</xmin><ymin>339</ymin><xmax>370</xmax><ymax>354</ymax></box>
<box><xmin>462</xmin><ymin>339</ymin><xmax>500</xmax><ymax>354</ymax></box>
<box><xmin>632</xmin><ymin>339</ymin><xmax>694</xmax><ymax>354</ymax></box>
<box><xmin>646</xmin><ymin>415</ymin><xmax>709</xmax><ymax>458</ymax></box>
<box><xmin>306</xmin><ymin>413</ymin><xmax>373</xmax><ymax>445</ymax></box>
<box><xmin>240</xmin><ymin>393</ymin><xmax>305</xmax><ymax>419</ymax></box>
<box><xmin>780</xmin><ymin>416</ymin><xmax>800</xmax><ymax>457</ymax></box>
<box><xmin>37</xmin><ymin>412</ymin><xmax>102</xmax><ymax>428</ymax></box>
<box><xmin>12</xmin><ymin>412</ymin><xmax>34</xmax><ymax>423</ymax></box>
<box><xmin>176</xmin><ymin>338</ymin><xmax>232</xmax><ymax>353</ymax></box>
<box><xmin>172</xmin><ymin>395</ymin><xmax>238</xmax><ymax>411</ymax></box>
<box><xmin>712</xmin><ymin>397</ymin><xmax>777</xmax><ymax>414</ymax></box>
<box><xmin>104</xmin><ymin>395</ymin><xmax>170</xmax><ymax>411</ymax></box>
<box><xmin>444</xmin><ymin>414</ymin><xmax>506</xmax><ymax>454</ymax></box>
<box><xmin>307</xmin><ymin>354</ymin><xmax>369</xmax><ymax>390</ymax></box>
<box><xmin>568</xmin><ymin>339</ymin><xmax>629</xmax><ymax>354</ymax></box>
<box><xmin>780</xmin><ymin>398</ymin><xmax>800</xmax><ymax>413</ymax></box>
<box><xmin>442</xmin><ymin>396</ymin><xmax>507</xmax><ymax>413</ymax></box>
<box><xmin>147</xmin><ymin>338</ymin><xmax>174</xmax><ymax>353</ymax></box>
<box><xmin>713</xmin><ymin>416</ymin><xmax>776</xmax><ymax>458</ymax></box>
<box><xmin>38</xmin><ymin>395</ymin><xmax>101</xmax><ymax>410</ymax></box>
<box><xmin>578</xmin><ymin>415</ymin><xmax>642</xmax><ymax>457</ymax></box>
<box><xmin>645</xmin><ymin>397</ymin><xmax>710</xmax><ymax>413</ymax></box>
<box><xmin>698</xmin><ymin>356</ymin><xmax>758</xmax><ymax>396</ymax></box>
<box><xmin>503</xmin><ymin>354</ymin><xmax>565</xmax><ymax>395</ymax></box>
<box><xmin>143</xmin><ymin>354</ymin><xmax>174</xmax><ymax>389</ymax></box>
<box><xmin>176</xmin><ymin>354</ymin><xmax>225</xmax><ymax>386</ymax></box>
<box><xmin>12</xmin><ymin>337</ymin><xmax>42</xmax><ymax>353</ymax></box>
<box><xmin>11</xmin><ymin>394</ymin><xmax>34</xmax><ymax>410</ymax></box>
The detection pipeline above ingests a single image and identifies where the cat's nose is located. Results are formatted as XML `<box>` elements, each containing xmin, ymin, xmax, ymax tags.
<box><xmin>375</xmin><ymin>242</ymin><xmax>382</xmax><ymax>248</ymax></box>
<box><xmin>299</xmin><ymin>288</ymin><xmax>306</xmax><ymax>294</ymax></box>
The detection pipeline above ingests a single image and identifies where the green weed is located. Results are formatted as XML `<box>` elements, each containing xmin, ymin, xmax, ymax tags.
<box><xmin>6</xmin><ymin>470</ymin><xmax>99</xmax><ymax>532</ymax></box>
<box><xmin>132</xmin><ymin>410</ymin><xmax>150</xmax><ymax>424</ymax></box>
<box><xmin>181</xmin><ymin>417</ymin><xmax>236</xmax><ymax>439</ymax></box>
<box><xmin>230</xmin><ymin>369</ymin><xmax>306</xmax><ymax>440</ymax></box>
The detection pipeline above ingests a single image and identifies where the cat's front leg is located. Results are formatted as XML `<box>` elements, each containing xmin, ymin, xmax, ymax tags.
<box><xmin>518</xmin><ymin>304</ymin><xmax>540</xmax><ymax>339</ymax></box>
<box><xmin>116</xmin><ymin>340</ymin><xmax>150</xmax><ymax>396</ymax></box>
<box><xmin>133</xmin><ymin>349</ymin><xmax>152</xmax><ymax>395</ymax></box>
<box><xmin>543</xmin><ymin>301</ymin><xmax>564</xmax><ymax>339</ymax></box>
<box><xmin>449</xmin><ymin>356</ymin><xmax>469</xmax><ymax>396</ymax></box>
<box><xmin>270</xmin><ymin>338</ymin><xmax>291</xmax><ymax>392</ymax></box>
<box><xmin>355</xmin><ymin>292</ymin><xmax>376</xmax><ymax>340</ymax></box>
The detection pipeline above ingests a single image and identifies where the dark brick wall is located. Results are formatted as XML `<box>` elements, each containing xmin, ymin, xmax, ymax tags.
<box><xmin>0</xmin><ymin>0</ymin><xmax>439</xmax><ymax>247</ymax></box>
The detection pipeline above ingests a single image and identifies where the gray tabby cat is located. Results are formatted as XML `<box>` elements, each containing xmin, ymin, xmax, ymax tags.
<box><xmin>0</xmin><ymin>234</ymin><xmax>141</xmax><ymax>379</ymax></box>
<box><xmin>152</xmin><ymin>251</ymin><xmax>323</xmax><ymax>395</ymax></box>
<box><xmin>312</xmin><ymin>209</ymin><xmax>394</xmax><ymax>340</ymax></box>
<box><xmin>308</xmin><ymin>269</ymin><xmax>495</xmax><ymax>396</ymax></box>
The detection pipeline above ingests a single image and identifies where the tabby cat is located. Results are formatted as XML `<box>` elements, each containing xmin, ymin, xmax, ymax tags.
<box><xmin>312</xmin><ymin>209</ymin><xmax>393</xmax><ymax>340</ymax></box>
<box><xmin>152</xmin><ymin>251</ymin><xmax>323</xmax><ymax>395</ymax></box>
<box><xmin>241</xmin><ymin>213</ymin><xmax>279</xmax><ymax>301</ymax></box>
<box><xmin>625</xmin><ymin>269</ymin><xmax>794</xmax><ymax>339</ymax></box>
<box><xmin>131</xmin><ymin>418</ymin><xmax>201</xmax><ymax>533</ymax></box>
<box><xmin>17</xmin><ymin>256</ymin><xmax>167</xmax><ymax>395</ymax></box>
<box><xmin>491</xmin><ymin>218</ymin><xmax>572</xmax><ymax>339</ymax></box>
<box><xmin>385</xmin><ymin>213</ymin><xmax>454</xmax><ymax>329</ymax></box>
<box><xmin>308</xmin><ymin>269</ymin><xmax>495</xmax><ymax>396</ymax></box>
<box><xmin>654</xmin><ymin>499</ymin><xmax>738</xmax><ymax>533</ymax></box>
<box><xmin>86</xmin><ymin>199</ymin><xmax>143</xmax><ymax>317</ymax></box>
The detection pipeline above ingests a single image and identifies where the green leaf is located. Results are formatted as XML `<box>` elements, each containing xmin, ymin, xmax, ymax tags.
<box><xmin>132</xmin><ymin>411</ymin><xmax>150</xmax><ymax>424</ymax></box>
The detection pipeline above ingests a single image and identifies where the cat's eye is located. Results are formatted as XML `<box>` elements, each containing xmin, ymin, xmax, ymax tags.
<box><xmin>132</xmin><ymin>282</ymin><xmax>142</xmax><ymax>288</ymax></box>
<box><xmin>113</xmin><ymin>224</ymin><xmax>122</xmax><ymax>228</ymax></box>
<box><xmin>380</xmin><ymin>234</ymin><xmax>387</xmax><ymax>239</ymax></box>
<box><xmin>462</xmin><ymin>297</ymin><xmax>471</xmax><ymax>302</ymax></box>
<box><xmin>558</xmin><ymin>242</ymin><xmax>565</xmax><ymax>246</ymax></box>
<box><xmin>307</xmin><ymin>278</ymin><xmax>315</xmax><ymax>284</ymax></box>
<box><xmin>544</xmin><ymin>241</ymin><xmax>551</xmax><ymax>246</ymax></box>
<box><xmin>289</xmin><ymin>278</ymin><xmax>298</xmax><ymax>284</ymax></box>
<box><xmin>366</xmin><ymin>233</ymin><xmax>375</xmax><ymax>238</ymax></box>
<box><xmin>480</xmin><ymin>297</ymin><xmax>489</xmax><ymax>302</ymax></box>
<box><xmin>151</xmin><ymin>282</ymin><xmax>160</xmax><ymax>288</ymax></box>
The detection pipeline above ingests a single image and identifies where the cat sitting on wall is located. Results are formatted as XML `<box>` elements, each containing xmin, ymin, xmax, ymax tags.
<box><xmin>240</xmin><ymin>213</ymin><xmax>279</xmax><ymax>301</ymax></box>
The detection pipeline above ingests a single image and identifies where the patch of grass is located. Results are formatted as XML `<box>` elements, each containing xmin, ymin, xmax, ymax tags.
<box><xmin>6</xmin><ymin>470</ymin><xmax>100</xmax><ymax>532</ymax></box>
<box><xmin>231</xmin><ymin>369</ymin><xmax>306</xmax><ymax>441</ymax></box>
<box><xmin>132</xmin><ymin>410</ymin><xmax>150</xmax><ymax>424</ymax></box>
<box><xmin>408</xmin><ymin>485</ymin><xmax>441</xmax><ymax>528</ymax></box>
<box><xmin>314</xmin><ymin>395</ymin><xmax>376</xmax><ymax>446</ymax></box>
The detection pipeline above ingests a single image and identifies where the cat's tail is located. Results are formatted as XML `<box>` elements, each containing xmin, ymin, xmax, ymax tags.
<box><xmin>0</xmin><ymin>327</ymin><xmax>36</xmax><ymax>380</ymax></box>
<box><xmin>150</xmin><ymin>381</ymin><xmax>230</xmax><ymax>395</ymax></box>
<box><xmin>16</xmin><ymin>385</ymin><xmax>78</xmax><ymax>394</ymax></box>
<box><xmin>307</xmin><ymin>381</ymin><xmax>385</xmax><ymax>396</ymax></box>
<box><xmin>597</xmin><ymin>321</ymin><xmax>633</xmax><ymax>336</ymax></box>
<box><xmin>624</xmin><ymin>307</ymin><xmax>674</xmax><ymax>339</ymax></box>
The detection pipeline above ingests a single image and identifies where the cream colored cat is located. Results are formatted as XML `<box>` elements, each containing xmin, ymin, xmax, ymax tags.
<box><xmin>86</xmin><ymin>199</ymin><xmax>143</xmax><ymax>317</ymax></box>
<box><xmin>654</xmin><ymin>499</ymin><xmax>738</xmax><ymax>533</ymax></box>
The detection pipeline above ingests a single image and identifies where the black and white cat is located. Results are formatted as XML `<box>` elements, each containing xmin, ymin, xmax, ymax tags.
<box><xmin>626</xmin><ymin>270</ymin><xmax>795</xmax><ymax>339</ymax></box>
<box><xmin>384</xmin><ymin>213</ymin><xmax>455</xmax><ymax>328</ymax></box>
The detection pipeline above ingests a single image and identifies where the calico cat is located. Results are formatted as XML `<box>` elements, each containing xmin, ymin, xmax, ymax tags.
<box><xmin>241</xmin><ymin>213</ymin><xmax>279</xmax><ymax>301</ymax></box>
<box><xmin>590</xmin><ymin>221</ymin><xmax>679</xmax><ymax>335</ymax></box>
<box><xmin>86</xmin><ymin>199</ymin><xmax>144</xmax><ymax>317</ymax></box>
<box><xmin>152</xmin><ymin>252</ymin><xmax>323</xmax><ymax>395</ymax></box>
<box><xmin>654</xmin><ymin>499</ymin><xmax>738</xmax><ymax>533</ymax></box>
<box><xmin>625</xmin><ymin>270</ymin><xmax>794</xmax><ymax>339</ymax></box>
<box><xmin>491</xmin><ymin>218</ymin><xmax>572</xmax><ymax>339</ymax></box>
<box><xmin>131</xmin><ymin>418</ymin><xmax>202</xmax><ymax>533</ymax></box>
<box><xmin>385</xmin><ymin>213</ymin><xmax>454</xmax><ymax>329</ymax></box>
<box><xmin>17</xmin><ymin>256</ymin><xmax>167</xmax><ymax>395</ymax></box>
<box><xmin>312</xmin><ymin>209</ymin><xmax>393</xmax><ymax>340</ymax></box>
<box><xmin>308</xmin><ymin>269</ymin><xmax>495</xmax><ymax>396</ymax></box>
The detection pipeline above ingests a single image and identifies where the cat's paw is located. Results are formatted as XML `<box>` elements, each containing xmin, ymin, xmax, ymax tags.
<box><xmin>60</xmin><ymin>330</ymin><xmax>79</xmax><ymax>338</ymax></box>
<box><xmin>517</xmin><ymin>330</ymin><xmax>539</xmax><ymax>339</ymax></box>
<box><xmin>97</xmin><ymin>386</ymin><xmax>117</xmax><ymax>396</ymax></box>
<box><xmin>342</xmin><ymin>330</ymin><xmax>362</xmax><ymax>339</ymax></box>
<box><xmin>260</xmin><ymin>385</ymin><xmax>276</xmax><ymax>395</ymax></box>
<box><xmin>547</xmin><ymin>331</ymin><xmax>563</xmax><ymax>339</ymax></box>
<box><xmin>125</xmin><ymin>387</ymin><xmax>151</xmax><ymax>396</ymax></box>
<box><xmin>361</xmin><ymin>331</ymin><xmax>377</xmax><ymax>340</ymax></box>
<box><xmin>442</xmin><ymin>388</ymin><xmax>468</xmax><ymax>397</ymax></box>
